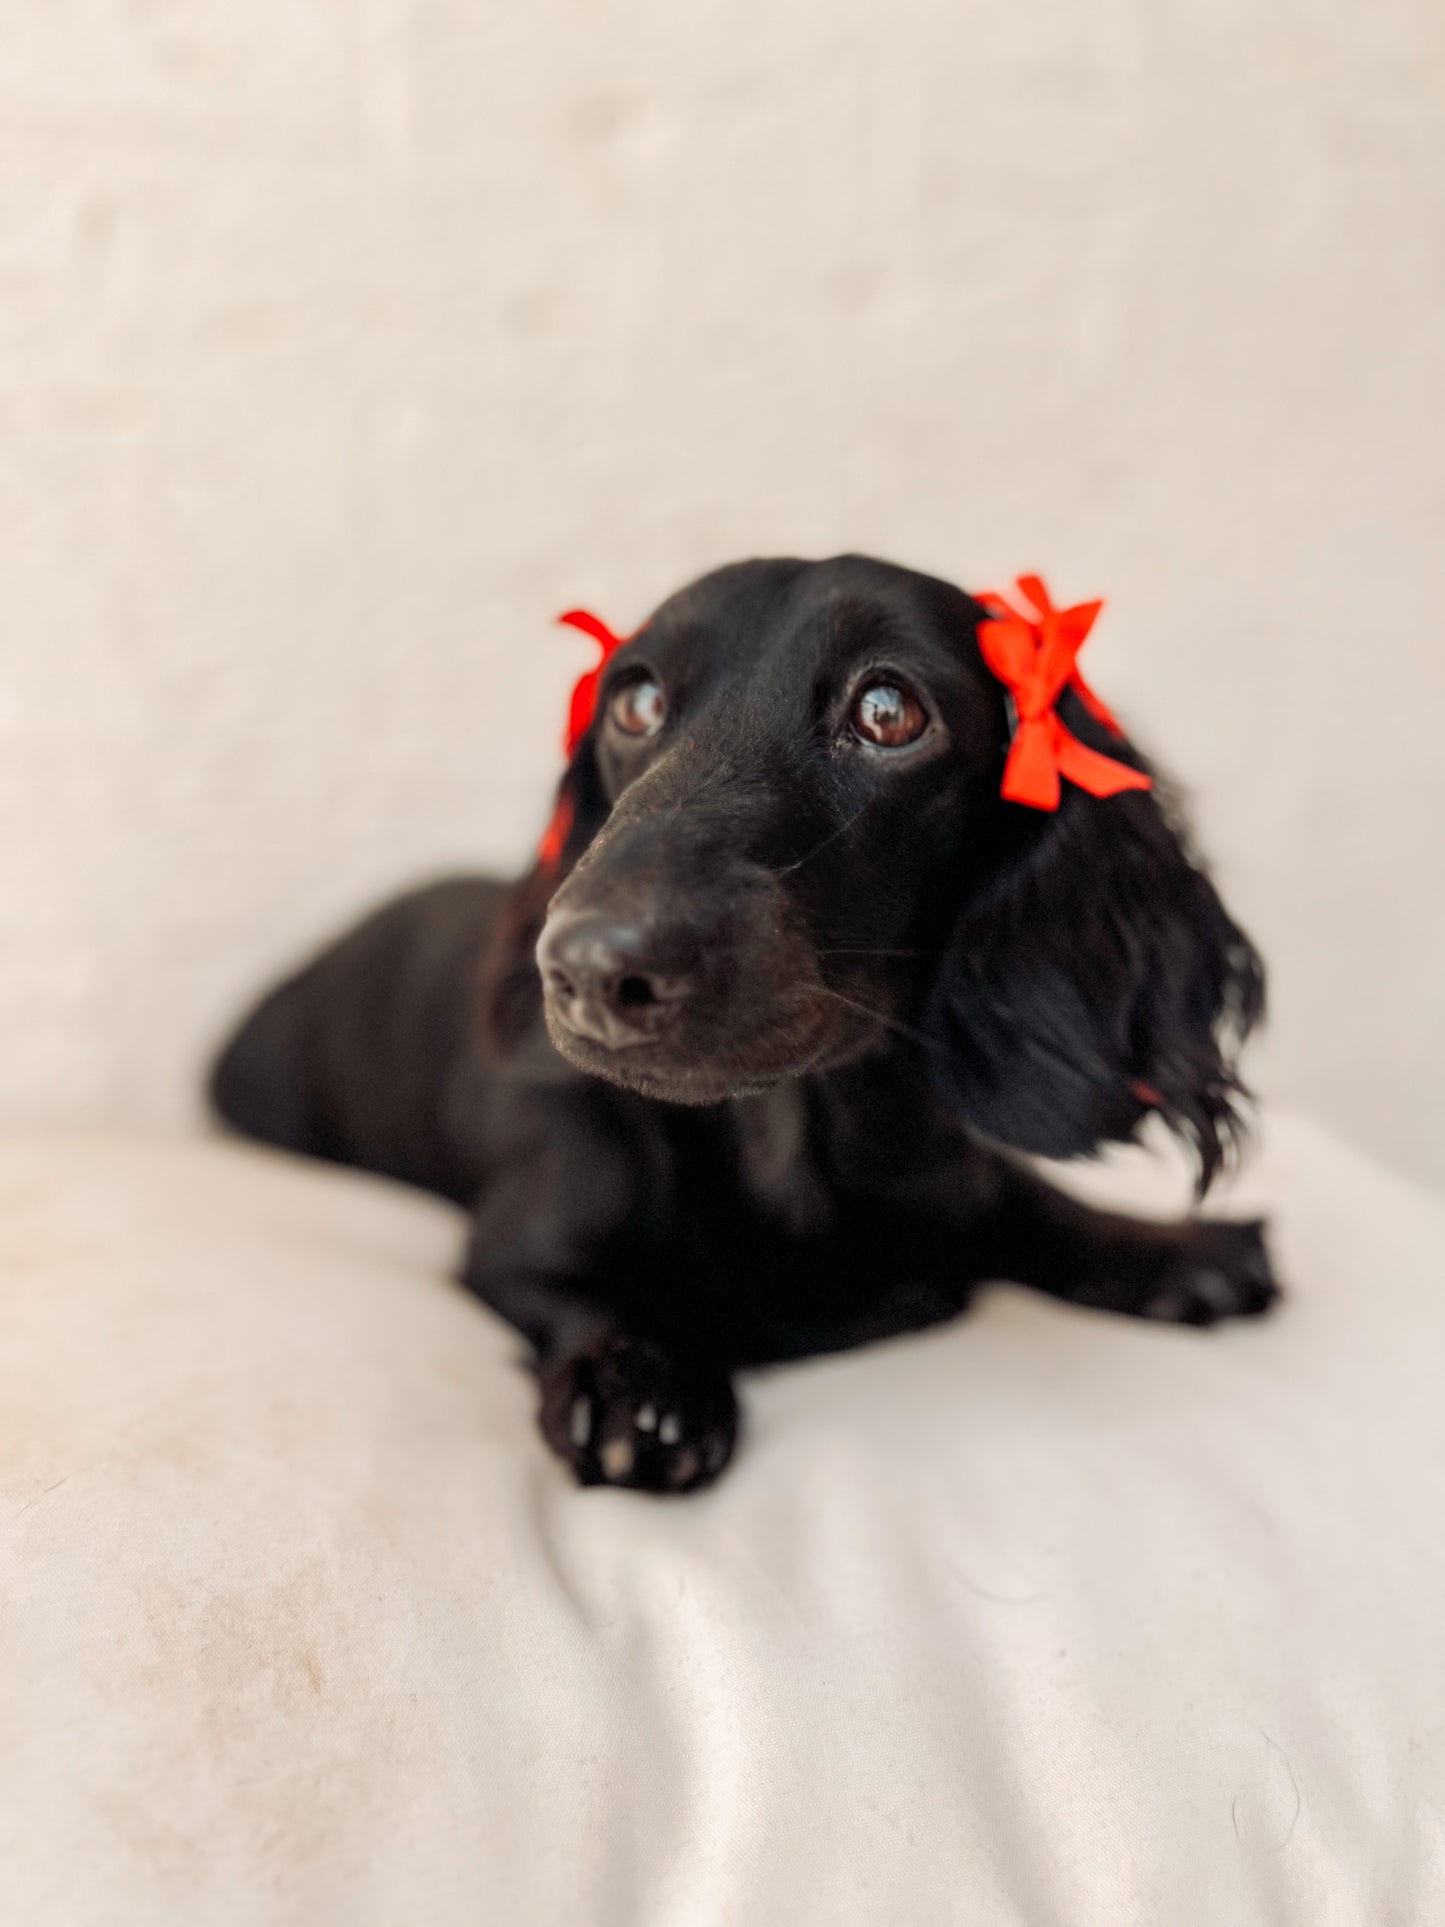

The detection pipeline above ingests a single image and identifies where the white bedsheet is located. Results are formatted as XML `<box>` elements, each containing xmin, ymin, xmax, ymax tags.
<box><xmin>1</xmin><ymin>1118</ymin><xmax>1441</xmax><ymax>1924</ymax></box>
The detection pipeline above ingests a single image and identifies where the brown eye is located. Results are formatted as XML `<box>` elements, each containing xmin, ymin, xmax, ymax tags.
<box><xmin>609</xmin><ymin>677</ymin><xmax>666</xmax><ymax>738</ymax></box>
<box><xmin>850</xmin><ymin>681</ymin><xmax>927</xmax><ymax>748</ymax></box>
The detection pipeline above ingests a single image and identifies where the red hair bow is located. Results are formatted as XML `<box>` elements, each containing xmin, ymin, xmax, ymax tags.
<box><xmin>976</xmin><ymin>574</ymin><xmax>1153</xmax><ymax>811</ymax></box>
<box><xmin>537</xmin><ymin>607</ymin><xmax>632</xmax><ymax>868</ymax></box>
<box><xmin>555</xmin><ymin>607</ymin><xmax>631</xmax><ymax>756</ymax></box>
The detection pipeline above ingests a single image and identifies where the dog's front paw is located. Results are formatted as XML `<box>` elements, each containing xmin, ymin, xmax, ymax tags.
<box><xmin>1140</xmin><ymin>1219</ymin><xmax>1281</xmax><ymax>1326</ymax></box>
<box><xmin>538</xmin><ymin>1334</ymin><xmax>739</xmax><ymax>1494</ymax></box>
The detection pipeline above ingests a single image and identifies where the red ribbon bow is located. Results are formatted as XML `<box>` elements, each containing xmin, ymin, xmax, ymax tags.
<box><xmin>556</xmin><ymin>607</ymin><xmax>631</xmax><ymax>756</ymax></box>
<box><xmin>537</xmin><ymin>608</ymin><xmax>632</xmax><ymax>868</ymax></box>
<box><xmin>976</xmin><ymin>574</ymin><xmax>1152</xmax><ymax>811</ymax></box>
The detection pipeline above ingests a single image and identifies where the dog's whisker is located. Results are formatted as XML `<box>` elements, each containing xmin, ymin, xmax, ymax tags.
<box><xmin>774</xmin><ymin>797</ymin><xmax>876</xmax><ymax>877</ymax></box>
<box><xmin>814</xmin><ymin>947</ymin><xmax>927</xmax><ymax>958</ymax></box>
<box><xmin>811</xmin><ymin>981</ymin><xmax>965</xmax><ymax>1064</ymax></box>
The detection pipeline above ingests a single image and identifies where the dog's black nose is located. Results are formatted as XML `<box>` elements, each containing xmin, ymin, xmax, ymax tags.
<box><xmin>537</xmin><ymin>913</ymin><xmax>697</xmax><ymax>1050</ymax></box>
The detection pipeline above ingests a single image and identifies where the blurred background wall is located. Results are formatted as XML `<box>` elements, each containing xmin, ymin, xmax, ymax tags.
<box><xmin>1</xmin><ymin>0</ymin><xmax>1441</xmax><ymax>1184</ymax></box>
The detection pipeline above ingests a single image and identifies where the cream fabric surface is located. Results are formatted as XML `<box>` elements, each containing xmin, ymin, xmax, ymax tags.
<box><xmin>1</xmin><ymin>1118</ymin><xmax>1441</xmax><ymax>1925</ymax></box>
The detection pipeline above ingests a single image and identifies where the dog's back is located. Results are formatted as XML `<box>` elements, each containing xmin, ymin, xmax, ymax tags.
<box><xmin>210</xmin><ymin>876</ymin><xmax>508</xmax><ymax>1203</ymax></box>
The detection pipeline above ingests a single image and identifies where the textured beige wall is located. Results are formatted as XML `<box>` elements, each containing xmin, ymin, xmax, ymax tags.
<box><xmin>2</xmin><ymin>0</ymin><xmax>1442</xmax><ymax>1183</ymax></box>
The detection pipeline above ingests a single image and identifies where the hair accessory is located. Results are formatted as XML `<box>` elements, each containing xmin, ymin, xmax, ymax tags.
<box><xmin>556</xmin><ymin>608</ymin><xmax>631</xmax><ymax>756</ymax></box>
<box><xmin>537</xmin><ymin>608</ymin><xmax>632</xmax><ymax>868</ymax></box>
<box><xmin>976</xmin><ymin>574</ymin><xmax>1154</xmax><ymax>811</ymax></box>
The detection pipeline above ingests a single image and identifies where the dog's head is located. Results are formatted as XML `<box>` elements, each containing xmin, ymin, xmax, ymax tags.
<box><xmin>484</xmin><ymin>556</ymin><xmax>1263</xmax><ymax>1189</ymax></box>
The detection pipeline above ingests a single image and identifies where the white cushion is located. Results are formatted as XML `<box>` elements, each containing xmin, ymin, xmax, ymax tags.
<box><xmin>1</xmin><ymin>1118</ymin><xmax>1441</xmax><ymax>1924</ymax></box>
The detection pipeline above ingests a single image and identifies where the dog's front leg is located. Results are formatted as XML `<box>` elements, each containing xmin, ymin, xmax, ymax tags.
<box><xmin>974</xmin><ymin>1159</ymin><xmax>1281</xmax><ymax>1327</ymax></box>
<box><xmin>459</xmin><ymin>1111</ymin><xmax>738</xmax><ymax>1494</ymax></box>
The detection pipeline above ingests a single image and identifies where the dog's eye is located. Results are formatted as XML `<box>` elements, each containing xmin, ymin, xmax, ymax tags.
<box><xmin>850</xmin><ymin>682</ymin><xmax>927</xmax><ymax>749</ymax></box>
<box><xmin>609</xmin><ymin>678</ymin><xmax>666</xmax><ymax>738</ymax></box>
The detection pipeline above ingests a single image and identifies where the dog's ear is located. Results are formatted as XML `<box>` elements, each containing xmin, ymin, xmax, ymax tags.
<box><xmin>480</xmin><ymin>737</ymin><xmax>611</xmax><ymax>1053</ymax></box>
<box><xmin>924</xmin><ymin>696</ymin><xmax>1264</xmax><ymax>1191</ymax></box>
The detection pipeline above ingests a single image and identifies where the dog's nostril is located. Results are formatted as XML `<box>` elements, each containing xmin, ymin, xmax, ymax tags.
<box><xmin>537</xmin><ymin>911</ymin><xmax>699</xmax><ymax>1050</ymax></box>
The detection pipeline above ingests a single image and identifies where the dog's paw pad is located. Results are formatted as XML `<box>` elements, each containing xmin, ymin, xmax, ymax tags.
<box><xmin>539</xmin><ymin>1335</ymin><xmax>738</xmax><ymax>1495</ymax></box>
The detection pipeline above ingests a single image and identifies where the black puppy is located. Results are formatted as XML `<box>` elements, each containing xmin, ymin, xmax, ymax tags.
<box><xmin>211</xmin><ymin>555</ymin><xmax>1276</xmax><ymax>1494</ymax></box>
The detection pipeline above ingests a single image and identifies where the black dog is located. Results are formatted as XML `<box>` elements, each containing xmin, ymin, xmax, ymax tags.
<box><xmin>211</xmin><ymin>555</ymin><xmax>1276</xmax><ymax>1494</ymax></box>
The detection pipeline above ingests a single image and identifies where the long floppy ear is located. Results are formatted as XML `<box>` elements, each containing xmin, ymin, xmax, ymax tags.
<box><xmin>479</xmin><ymin>737</ymin><xmax>611</xmax><ymax>1053</ymax></box>
<box><xmin>924</xmin><ymin>694</ymin><xmax>1264</xmax><ymax>1192</ymax></box>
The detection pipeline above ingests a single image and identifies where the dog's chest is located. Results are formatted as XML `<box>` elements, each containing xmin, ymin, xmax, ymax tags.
<box><xmin>728</xmin><ymin>1085</ymin><xmax>833</xmax><ymax>1237</ymax></box>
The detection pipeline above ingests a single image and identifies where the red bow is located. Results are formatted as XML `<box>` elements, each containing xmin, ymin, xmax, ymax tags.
<box><xmin>976</xmin><ymin>574</ymin><xmax>1153</xmax><ymax>811</ymax></box>
<box><xmin>556</xmin><ymin>607</ymin><xmax>631</xmax><ymax>756</ymax></box>
<box><xmin>537</xmin><ymin>608</ymin><xmax>631</xmax><ymax>868</ymax></box>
